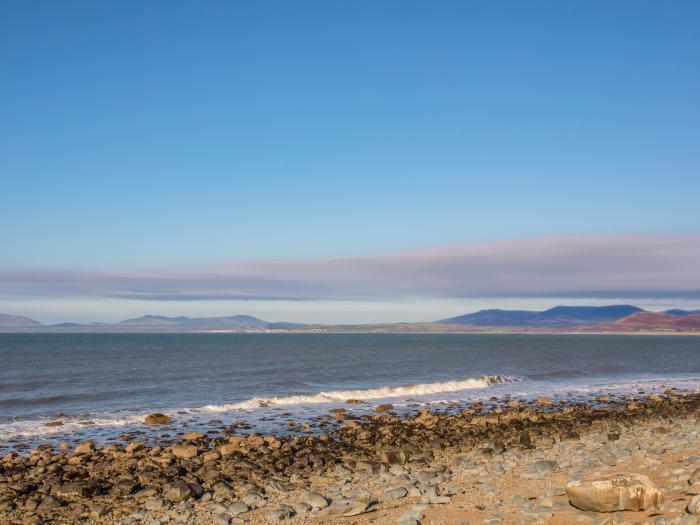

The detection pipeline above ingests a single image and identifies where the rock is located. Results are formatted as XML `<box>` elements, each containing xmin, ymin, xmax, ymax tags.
<box><xmin>227</xmin><ymin>502</ymin><xmax>250</xmax><ymax>515</ymax></box>
<box><xmin>376</xmin><ymin>403</ymin><xmax>394</xmax><ymax>413</ymax></box>
<box><xmin>397</xmin><ymin>509</ymin><xmax>423</xmax><ymax>525</ymax></box>
<box><xmin>690</xmin><ymin>467</ymin><xmax>700</xmax><ymax>485</ymax></box>
<box><xmin>346</xmin><ymin>399</ymin><xmax>364</xmax><ymax>404</ymax></box>
<box><xmin>382</xmin><ymin>450</ymin><xmax>410</xmax><ymax>465</ymax></box>
<box><xmin>380</xmin><ymin>487</ymin><xmax>408</xmax><ymax>502</ymax></box>
<box><xmin>323</xmin><ymin>498</ymin><xmax>371</xmax><ymax>517</ymax></box>
<box><xmin>144</xmin><ymin>413</ymin><xmax>172</xmax><ymax>425</ymax></box>
<box><xmin>266</xmin><ymin>504</ymin><xmax>295</xmax><ymax>522</ymax></box>
<box><xmin>533</xmin><ymin>459</ymin><xmax>559</xmax><ymax>475</ymax></box>
<box><xmin>242</xmin><ymin>491</ymin><xmax>268</xmax><ymax>508</ymax></box>
<box><xmin>89</xmin><ymin>505</ymin><xmax>108</xmax><ymax>519</ymax></box>
<box><xmin>37</xmin><ymin>496</ymin><xmax>61</xmax><ymax>512</ymax></box>
<box><xmin>566</xmin><ymin>473</ymin><xmax>662</xmax><ymax>512</ymax></box>
<box><xmin>203</xmin><ymin>450</ymin><xmax>221</xmax><ymax>462</ymax></box>
<box><xmin>219</xmin><ymin>443</ymin><xmax>239</xmax><ymax>456</ymax></box>
<box><xmin>44</xmin><ymin>421</ymin><xmax>63</xmax><ymax>427</ymax></box>
<box><xmin>125</xmin><ymin>442</ymin><xmax>145</xmax><ymax>454</ymax></box>
<box><xmin>688</xmin><ymin>495</ymin><xmax>700</xmax><ymax>515</ymax></box>
<box><xmin>171</xmin><ymin>444</ymin><xmax>198</xmax><ymax>459</ymax></box>
<box><xmin>561</xmin><ymin>431</ymin><xmax>580</xmax><ymax>441</ymax></box>
<box><xmin>144</xmin><ymin>498</ymin><xmax>167</xmax><ymax>511</ymax></box>
<box><xmin>213</xmin><ymin>513</ymin><xmax>231</xmax><ymax>525</ymax></box>
<box><xmin>420</xmin><ymin>485</ymin><xmax>451</xmax><ymax>504</ymax></box>
<box><xmin>536</xmin><ymin>396</ymin><xmax>553</xmax><ymax>406</ymax></box>
<box><xmin>164</xmin><ymin>481</ymin><xmax>196</xmax><ymax>502</ymax></box>
<box><xmin>74</xmin><ymin>441</ymin><xmax>94</xmax><ymax>454</ymax></box>
<box><xmin>299</xmin><ymin>490</ymin><xmax>329</xmax><ymax>509</ymax></box>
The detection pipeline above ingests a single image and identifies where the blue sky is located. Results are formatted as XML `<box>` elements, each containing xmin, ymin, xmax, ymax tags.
<box><xmin>2</xmin><ymin>2</ymin><xmax>699</xmax><ymax>322</ymax></box>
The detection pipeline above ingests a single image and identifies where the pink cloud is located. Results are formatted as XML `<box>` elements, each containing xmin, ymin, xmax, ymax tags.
<box><xmin>1</xmin><ymin>235</ymin><xmax>699</xmax><ymax>301</ymax></box>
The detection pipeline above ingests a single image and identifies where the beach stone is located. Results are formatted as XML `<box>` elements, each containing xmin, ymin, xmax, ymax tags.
<box><xmin>74</xmin><ymin>441</ymin><xmax>94</xmax><ymax>454</ymax></box>
<box><xmin>183</xmin><ymin>431</ymin><xmax>205</xmax><ymax>441</ymax></box>
<box><xmin>323</xmin><ymin>498</ymin><xmax>371</xmax><ymax>516</ymax></box>
<box><xmin>397</xmin><ymin>509</ymin><xmax>423</xmax><ymax>525</ymax></box>
<box><xmin>144</xmin><ymin>413</ymin><xmax>172</xmax><ymax>425</ymax></box>
<box><xmin>382</xmin><ymin>450</ymin><xmax>410</xmax><ymax>465</ymax></box>
<box><xmin>688</xmin><ymin>495</ymin><xmax>700</xmax><ymax>514</ymax></box>
<box><xmin>376</xmin><ymin>404</ymin><xmax>394</xmax><ymax>413</ymax></box>
<box><xmin>213</xmin><ymin>513</ymin><xmax>231</xmax><ymax>525</ymax></box>
<box><xmin>227</xmin><ymin>502</ymin><xmax>250</xmax><ymax>516</ymax></box>
<box><xmin>125</xmin><ymin>442</ymin><xmax>145</xmax><ymax>454</ymax></box>
<box><xmin>219</xmin><ymin>443</ymin><xmax>239</xmax><ymax>456</ymax></box>
<box><xmin>171</xmin><ymin>444</ymin><xmax>198</xmax><ymax>459</ymax></box>
<box><xmin>266</xmin><ymin>504</ymin><xmax>295</xmax><ymax>522</ymax></box>
<box><xmin>291</xmin><ymin>502</ymin><xmax>312</xmax><ymax>515</ymax></box>
<box><xmin>537</xmin><ymin>396</ymin><xmax>553</xmax><ymax>406</ymax></box>
<box><xmin>566</xmin><ymin>473</ymin><xmax>662</xmax><ymax>512</ymax></box>
<box><xmin>242</xmin><ymin>491</ymin><xmax>267</xmax><ymax>508</ymax></box>
<box><xmin>689</xmin><ymin>467</ymin><xmax>700</xmax><ymax>485</ymax></box>
<box><xmin>380</xmin><ymin>487</ymin><xmax>408</xmax><ymax>502</ymax></box>
<box><xmin>144</xmin><ymin>498</ymin><xmax>167</xmax><ymax>511</ymax></box>
<box><xmin>299</xmin><ymin>490</ymin><xmax>329</xmax><ymax>509</ymax></box>
<box><xmin>534</xmin><ymin>459</ymin><xmax>559</xmax><ymax>475</ymax></box>
<box><xmin>164</xmin><ymin>481</ymin><xmax>197</xmax><ymax>502</ymax></box>
<box><xmin>37</xmin><ymin>496</ymin><xmax>61</xmax><ymax>512</ymax></box>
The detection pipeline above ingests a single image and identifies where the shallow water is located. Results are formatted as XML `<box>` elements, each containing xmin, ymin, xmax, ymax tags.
<box><xmin>1</xmin><ymin>333</ymin><xmax>699</xmax><ymax>450</ymax></box>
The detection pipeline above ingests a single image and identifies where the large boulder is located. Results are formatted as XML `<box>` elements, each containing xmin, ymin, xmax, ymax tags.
<box><xmin>144</xmin><ymin>413</ymin><xmax>172</xmax><ymax>425</ymax></box>
<box><xmin>688</xmin><ymin>495</ymin><xmax>700</xmax><ymax>515</ymax></box>
<box><xmin>566</xmin><ymin>473</ymin><xmax>662</xmax><ymax>512</ymax></box>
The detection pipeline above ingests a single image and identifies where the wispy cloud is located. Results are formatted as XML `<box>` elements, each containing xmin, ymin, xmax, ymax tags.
<box><xmin>2</xmin><ymin>236</ymin><xmax>699</xmax><ymax>301</ymax></box>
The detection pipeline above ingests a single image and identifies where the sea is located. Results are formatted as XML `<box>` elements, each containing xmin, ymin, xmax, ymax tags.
<box><xmin>1</xmin><ymin>333</ymin><xmax>699</xmax><ymax>452</ymax></box>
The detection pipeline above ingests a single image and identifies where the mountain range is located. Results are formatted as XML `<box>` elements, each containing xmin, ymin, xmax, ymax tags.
<box><xmin>437</xmin><ymin>305</ymin><xmax>644</xmax><ymax>327</ymax></box>
<box><xmin>0</xmin><ymin>314</ymin><xmax>303</xmax><ymax>330</ymax></box>
<box><xmin>1</xmin><ymin>305</ymin><xmax>699</xmax><ymax>332</ymax></box>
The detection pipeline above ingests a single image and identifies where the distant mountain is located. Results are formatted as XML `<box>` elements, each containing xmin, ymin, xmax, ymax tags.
<box><xmin>664</xmin><ymin>309</ymin><xmax>700</xmax><ymax>316</ymax></box>
<box><xmin>438</xmin><ymin>305</ymin><xmax>644</xmax><ymax>328</ymax></box>
<box><xmin>610</xmin><ymin>312</ymin><xmax>700</xmax><ymax>331</ymax></box>
<box><xmin>0</xmin><ymin>313</ymin><xmax>42</xmax><ymax>328</ymax></box>
<box><xmin>117</xmin><ymin>314</ymin><xmax>304</xmax><ymax>329</ymax></box>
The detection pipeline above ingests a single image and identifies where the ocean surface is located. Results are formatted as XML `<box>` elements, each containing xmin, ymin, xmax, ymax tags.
<box><xmin>1</xmin><ymin>333</ymin><xmax>699</xmax><ymax>452</ymax></box>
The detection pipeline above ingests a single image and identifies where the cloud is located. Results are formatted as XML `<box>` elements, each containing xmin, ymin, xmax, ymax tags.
<box><xmin>2</xmin><ymin>235</ymin><xmax>699</xmax><ymax>301</ymax></box>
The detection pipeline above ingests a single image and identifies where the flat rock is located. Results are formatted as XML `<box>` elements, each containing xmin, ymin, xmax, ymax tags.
<box><xmin>299</xmin><ymin>490</ymin><xmax>329</xmax><ymax>509</ymax></box>
<box><xmin>322</xmin><ymin>498</ymin><xmax>371</xmax><ymax>517</ymax></box>
<box><xmin>171</xmin><ymin>444</ymin><xmax>198</xmax><ymax>459</ymax></box>
<box><xmin>380</xmin><ymin>487</ymin><xmax>408</xmax><ymax>502</ymax></box>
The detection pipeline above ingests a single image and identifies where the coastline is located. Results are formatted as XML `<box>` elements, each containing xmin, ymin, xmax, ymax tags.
<box><xmin>1</xmin><ymin>328</ymin><xmax>699</xmax><ymax>335</ymax></box>
<box><xmin>3</xmin><ymin>392</ymin><xmax>700</xmax><ymax>525</ymax></box>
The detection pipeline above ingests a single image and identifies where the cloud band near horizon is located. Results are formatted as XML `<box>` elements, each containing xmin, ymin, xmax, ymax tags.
<box><xmin>2</xmin><ymin>236</ymin><xmax>700</xmax><ymax>302</ymax></box>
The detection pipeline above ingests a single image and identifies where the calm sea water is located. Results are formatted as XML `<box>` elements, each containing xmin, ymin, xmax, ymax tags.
<box><xmin>1</xmin><ymin>333</ymin><xmax>699</xmax><ymax>451</ymax></box>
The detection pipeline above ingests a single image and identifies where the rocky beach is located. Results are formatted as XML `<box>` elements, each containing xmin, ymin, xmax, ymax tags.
<box><xmin>2</xmin><ymin>391</ymin><xmax>700</xmax><ymax>525</ymax></box>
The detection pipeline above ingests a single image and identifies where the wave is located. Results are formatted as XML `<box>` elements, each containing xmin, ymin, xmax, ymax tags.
<box><xmin>199</xmin><ymin>375</ymin><xmax>519</xmax><ymax>411</ymax></box>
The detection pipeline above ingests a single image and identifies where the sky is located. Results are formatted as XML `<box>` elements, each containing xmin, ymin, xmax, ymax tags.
<box><xmin>1</xmin><ymin>1</ymin><xmax>699</xmax><ymax>323</ymax></box>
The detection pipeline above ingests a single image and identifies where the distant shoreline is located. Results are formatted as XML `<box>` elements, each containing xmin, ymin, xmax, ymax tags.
<box><xmin>1</xmin><ymin>327</ymin><xmax>699</xmax><ymax>335</ymax></box>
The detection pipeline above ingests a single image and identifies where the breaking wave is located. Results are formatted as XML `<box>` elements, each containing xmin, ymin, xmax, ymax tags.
<box><xmin>200</xmin><ymin>374</ymin><xmax>519</xmax><ymax>411</ymax></box>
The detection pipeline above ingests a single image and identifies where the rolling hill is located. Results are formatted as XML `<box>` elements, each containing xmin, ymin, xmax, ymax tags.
<box><xmin>607</xmin><ymin>312</ymin><xmax>700</xmax><ymax>331</ymax></box>
<box><xmin>0</xmin><ymin>313</ymin><xmax>42</xmax><ymax>328</ymax></box>
<box><xmin>438</xmin><ymin>305</ymin><xmax>643</xmax><ymax>328</ymax></box>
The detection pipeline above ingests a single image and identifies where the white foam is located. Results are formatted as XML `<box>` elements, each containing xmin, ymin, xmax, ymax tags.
<box><xmin>199</xmin><ymin>375</ymin><xmax>518</xmax><ymax>411</ymax></box>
